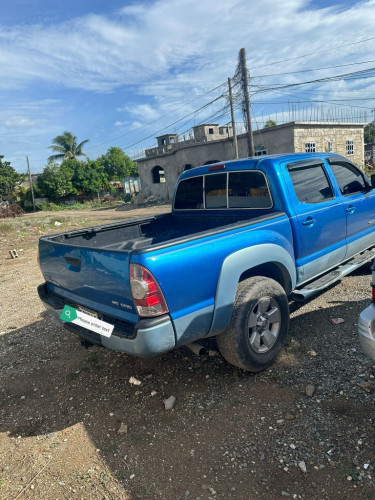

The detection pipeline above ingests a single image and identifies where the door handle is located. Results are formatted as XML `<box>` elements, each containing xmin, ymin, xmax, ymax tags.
<box><xmin>346</xmin><ymin>205</ymin><xmax>355</xmax><ymax>214</ymax></box>
<box><xmin>302</xmin><ymin>217</ymin><xmax>316</xmax><ymax>227</ymax></box>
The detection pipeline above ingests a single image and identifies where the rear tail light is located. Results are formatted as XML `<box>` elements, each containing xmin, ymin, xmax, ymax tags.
<box><xmin>130</xmin><ymin>264</ymin><xmax>168</xmax><ymax>317</ymax></box>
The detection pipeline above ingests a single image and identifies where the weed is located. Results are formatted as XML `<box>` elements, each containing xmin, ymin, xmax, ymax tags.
<box><xmin>0</xmin><ymin>222</ymin><xmax>13</xmax><ymax>233</ymax></box>
<box><xmin>272</xmin><ymin>370</ymin><xmax>290</xmax><ymax>383</ymax></box>
<box><xmin>87</xmin><ymin>353</ymin><xmax>99</xmax><ymax>364</ymax></box>
<box><xmin>0</xmin><ymin>479</ymin><xmax>6</xmax><ymax>487</ymax></box>
<box><xmin>230</xmin><ymin>397</ymin><xmax>243</xmax><ymax>407</ymax></box>
<box><xmin>66</xmin><ymin>372</ymin><xmax>79</xmax><ymax>382</ymax></box>
<box><xmin>339</xmin><ymin>461</ymin><xmax>360</xmax><ymax>481</ymax></box>
<box><xmin>284</xmin><ymin>338</ymin><xmax>300</xmax><ymax>355</ymax></box>
<box><xmin>114</xmin><ymin>471</ymin><xmax>127</xmax><ymax>481</ymax></box>
<box><xmin>99</xmin><ymin>471</ymin><xmax>109</xmax><ymax>484</ymax></box>
<box><xmin>136</xmin><ymin>483</ymin><xmax>156</xmax><ymax>498</ymax></box>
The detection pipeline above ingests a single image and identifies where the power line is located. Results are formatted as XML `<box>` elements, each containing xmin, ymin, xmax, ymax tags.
<box><xmin>85</xmin><ymin>81</ymin><xmax>228</xmax><ymax>152</ymax></box>
<box><xmin>251</xmin><ymin>67</ymin><xmax>375</xmax><ymax>95</ymax></box>
<box><xmin>251</xmin><ymin>35</ymin><xmax>375</xmax><ymax>70</ymax></box>
<box><xmin>252</xmin><ymin>59</ymin><xmax>375</xmax><ymax>78</ymax></box>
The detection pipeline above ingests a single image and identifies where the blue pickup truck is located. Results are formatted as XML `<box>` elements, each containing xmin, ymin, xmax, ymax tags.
<box><xmin>38</xmin><ymin>153</ymin><xmax>375</xmax><ymax>372</ymax></box>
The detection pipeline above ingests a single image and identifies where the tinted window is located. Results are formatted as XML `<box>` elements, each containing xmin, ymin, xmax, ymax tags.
<box><xmin>174</xmin><ymin>176</ymin><xmax>203</xmax><ymax>209</ymax></box>
<box><xmin>329</xmin><ymin>162</ymin><xmax>366</xmax><ymax>195</ymax></box>
<box><xmin>228</xmin><ymin>172</ymin><xmax>272</xmax><ymax>208</ymax></box>
<box><xmin>205</xmin><ymin>173</ymin><xmax>227</xmax><ymax>209</ymax></box>
<box><xmin>289</xmin><ymin>165</ymin><xmax>333</xmax><ymax>203</ymax></box>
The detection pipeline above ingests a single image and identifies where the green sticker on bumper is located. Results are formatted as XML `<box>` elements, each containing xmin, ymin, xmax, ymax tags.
<box><xmin>60</xmin><ymin>305</ymin><xmax>78</xmax><ymax>322</ymax></box>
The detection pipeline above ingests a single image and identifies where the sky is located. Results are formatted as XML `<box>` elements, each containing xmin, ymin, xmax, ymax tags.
<box><xmin>1</xmin><ymin>0</ymin><xmax>375</xmax><ymax>174</ymax></box>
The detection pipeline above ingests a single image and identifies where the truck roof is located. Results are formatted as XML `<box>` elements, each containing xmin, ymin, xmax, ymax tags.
<box><xmin>178</xmin><ymin>152</ymin><xmax>345</xmax><ymax>180</ymax></box>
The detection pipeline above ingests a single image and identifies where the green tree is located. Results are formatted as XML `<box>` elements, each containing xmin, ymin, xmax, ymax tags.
<box><xmin>0</xmin><ymin>156</ymin><xmax>25</xmax><ymax>200</ymax></box>
<box><xmin>264</xmin><ymin>119</ymin><xmax>277</xmax><ymax>128</ymax></box>
<box><xmin>364</xmin><ymin>123</ymin><xmax>375</xmax><ymax>144</ymax></box>
<box><xmin>48</xmin><ymin>131</ymin><xmax>89</xmax><ymax>163</ymax></box>
<box><xmin>37</xmin><ymin>162</ymin><xmax>77</xmax><ymax>198</ymax></box>
<box><xmin>72</xmin><ymin>160</ymin><xmax>108</xmax><ymax>199</ymax></box>
<box><xmin>98</xmin><ymin>147</ymin><xmax>138</xmax><ymax>181</ymax></box>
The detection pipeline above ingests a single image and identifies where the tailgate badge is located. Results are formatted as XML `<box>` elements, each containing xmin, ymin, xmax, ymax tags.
<box><xmin>112</xmin><ymin>300</ymin><xmax>133</xmax><ymax>310</ymax></box>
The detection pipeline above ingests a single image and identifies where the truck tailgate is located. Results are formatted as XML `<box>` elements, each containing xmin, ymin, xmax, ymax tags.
<box><xmin>38</xmin><ymin>238</ymin><xmax>138</xmax><ymax>323</ymax></box>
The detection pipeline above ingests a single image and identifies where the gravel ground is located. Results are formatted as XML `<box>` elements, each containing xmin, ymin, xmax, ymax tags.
<box><xmin>0</xmin><ymin>205</ymin><xmax>374</xmax><ymax>500</ymax></box>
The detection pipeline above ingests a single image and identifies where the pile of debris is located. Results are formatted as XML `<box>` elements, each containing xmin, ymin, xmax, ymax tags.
<box><xmin>0</xmin><ymin>201</ymin><xmax>24</xmax><ymax>218</ymax></box>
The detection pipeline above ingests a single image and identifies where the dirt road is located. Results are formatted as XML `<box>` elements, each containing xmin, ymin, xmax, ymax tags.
<box><xmin>1</xmin><ymin>205</ymin><xmax>374</xmax><ymax>499</ymax></box>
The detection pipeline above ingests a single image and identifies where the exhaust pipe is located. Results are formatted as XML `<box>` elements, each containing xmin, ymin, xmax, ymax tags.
<box><xmin>80</xmin><ymin>339</ymin><xmax>93</xmax><ymax>349</ymax></box>
<box><xmin>186</xmin><ymin>342</ymin><xmax>206</xmax><ymax>356</ymax></box>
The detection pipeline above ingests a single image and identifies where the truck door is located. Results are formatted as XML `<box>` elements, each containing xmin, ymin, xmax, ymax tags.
<box><xmin>283</xmin><ymin>159</ymin><xmax>347</xmax><ymax>284</ymax></box>
<box><xmin>327</xmin><ymin>158</ymin><xmax>375</xmax><ymax>258</ymax></box>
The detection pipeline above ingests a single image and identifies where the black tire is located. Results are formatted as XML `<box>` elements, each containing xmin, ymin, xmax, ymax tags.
<box><xmin>217</xmin><ymin>276</ymin><xmax>289</xmax><ymax>372</ymax></box>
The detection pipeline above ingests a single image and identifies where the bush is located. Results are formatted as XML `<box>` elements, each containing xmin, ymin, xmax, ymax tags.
<box><xmin>38</xmin><ymin>201</ymin><xmax>63</xmax><ymax>211</ymax></box>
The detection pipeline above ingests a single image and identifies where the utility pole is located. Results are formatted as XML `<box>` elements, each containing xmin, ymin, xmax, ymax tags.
<box><xmin>239</xmin><ymin>48</ymin><xmax>254</xmax><ymax>156</ymax></box>
<box><xmin>26</xmin><ymin>156</ymin><xmax>36</xmax><ymax>212</ymax></box>
<box><xmin>228</xmin><ymin>77</ymin><xmax>239</xmax><ymax>159</ymax></box>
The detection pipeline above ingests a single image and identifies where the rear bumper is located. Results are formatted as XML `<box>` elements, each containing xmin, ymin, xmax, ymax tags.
<box><xmin>358</xmin><ymin>303</ymin><xmax>375</xmax><ymax>362</ymax></box>
<box><xmin>38</xmin><ymin>283</ymin><xmax>176</xmax><ymax>356</ymax></box>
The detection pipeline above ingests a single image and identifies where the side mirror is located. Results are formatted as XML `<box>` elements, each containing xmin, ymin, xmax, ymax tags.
<box><xmin>371</xmin><ymin>175</ymin><xmax>375</xmax><ymax>188</ymax></box>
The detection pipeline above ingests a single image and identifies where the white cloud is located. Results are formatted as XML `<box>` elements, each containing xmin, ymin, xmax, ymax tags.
<box><xmin>4</xmin><ymin>116</ymin><xmax>41</xmax><ymax>128</ymax></box>
<box><xmin>2</xmin><ymin>0</ymin><xmax>375</xmax><ymax>171</ymax></box>
<box><xmin>0</xmin><ymin>0</ymin><xmax>374</xmax><ymax>95</ymax></box>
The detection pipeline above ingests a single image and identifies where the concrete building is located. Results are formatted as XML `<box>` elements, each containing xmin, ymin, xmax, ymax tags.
<box><xmin>136</xmin><ymin>122</ymin><xmax>365</xmax><ymax>201</ymax></box>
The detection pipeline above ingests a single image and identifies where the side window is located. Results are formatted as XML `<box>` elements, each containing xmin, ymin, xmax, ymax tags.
<box><xmin>174</xmin><ymin>176</ymin><xmax>203</xmax><ymax>210</ymax></box>
<box><xmin>289</xmin><ymin>164</ymin><xmax>334</xmax><ymax>204</ymax></box>
<box><xmin>329</xmin><ymin>162</ymin><xmax>366</xmax><ymax>196</ymax></box>
<box><xmin>228</xmin><ymin>172</ymin><xmax>272</xmax><ymax>208</ymax></box>
<box><xmin>205</xmin><ymin>173</ymin><xmax>227</xmax><ymax>209</ymax></box>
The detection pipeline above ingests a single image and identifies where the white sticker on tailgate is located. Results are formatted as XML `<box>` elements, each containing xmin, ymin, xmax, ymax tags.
<box><xmin>60</xmin><ymin>305</ymin><xmax>114</xmax><ymax>338</ymax></box>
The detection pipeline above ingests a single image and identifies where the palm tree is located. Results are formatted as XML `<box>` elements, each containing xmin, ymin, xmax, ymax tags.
<box><xmin>48</xmin><ymin>131</ymin><xmax>89</xmax><ymax>162</ymax></box>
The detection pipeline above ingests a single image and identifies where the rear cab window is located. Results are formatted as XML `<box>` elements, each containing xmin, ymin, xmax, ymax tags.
<box><xmin>174</xmin><ymin>171</ymin><xmax>273</xmax><ymax>210</ymax></box>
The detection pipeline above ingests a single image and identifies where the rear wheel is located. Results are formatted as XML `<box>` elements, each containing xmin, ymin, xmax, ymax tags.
<box><xmin>217</xmin><ymin>276</ymin><xmax>289</xmax><ymax>372</ymax></box>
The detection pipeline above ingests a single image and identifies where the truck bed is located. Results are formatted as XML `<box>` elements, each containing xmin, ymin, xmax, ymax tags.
<box><xmin>44</xmin><ymin>212</ymin><xmax>282</xmax><ymax>252</ymax></box>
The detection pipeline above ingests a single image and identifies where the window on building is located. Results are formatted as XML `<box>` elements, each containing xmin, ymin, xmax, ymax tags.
<box><xmin>305</xmin><ymin>142</ymin><xmax>316</xmax><ymax>153</ymax></box>
<box><xmin>208</xmin><ymin>128</ymin><xmax>214</xmax><ymax>134</ymax></box>
<box><xmin>170</xmin><ymin>137</ymin><xmax>175</xmax><ymax>143</ymax></box>
<box><xmin>346</xmin><ymin>140</ymin><xmax>354</xmax><ymax>156</ymax></box>
<box><xmin>152</xmin><ymin>166</ymin><xmax>166</xmax><ymax>184</ymax></box>
<box><xmin>329</xmin><ymin>161</ymin><xmax>366</xmax><ymax>195</ymax></box>
<box><xmin>288</xmin><ymin>164</ymin><xmax>334</xmax><ymax>204</ymax></box>
<box><xmin>161</xmin><ymin>139</ymin><xmax>166</xmax><ymax>145</ymax></box>
<box><xmin>204</xmin><ymin>160</ymin><xmax>219</xmax><ymax>165</ymax></box>
<box><xmin>254</xmin><ymin>145</ymin><xmax>267</xmax><ymax>156</ymax></box>
<box><xmin>184</xmin><ymin>164</ymin><xmax>193</xmax><ymax>171</ymax></box>
<box><xmin>327</xmin><ymin>141</ymin><xmax>333</xmax><ymax>152</ymax></box>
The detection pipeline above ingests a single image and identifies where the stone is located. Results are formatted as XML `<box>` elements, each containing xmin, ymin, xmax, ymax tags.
<box><xmin>358</xmin><ymin>381</ymin><xmax>373</xmax><ymax>393</ymax></box>
<box><xmin>298</xmin><ymin>461</ymin><xmax>307</xmax><ymax>473</ymax></box>
<box><xmin>164</xmin><ymin>395</ymin><xmax>176</xmax><ymax>410</ymax></box>
<box><xmin>305</xmin><ymin>384</ymin><xmax>316</xmax><ymax>397</ymax></box>
<box><xmin>117</xmin><ymin>423</ymin><xmax>128</xmax><ymax>434</ymax></box>
<box><xmin>129</xmin><ymin>377</ymin><xmax>141</xmax><ymax>386</ymax></box>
